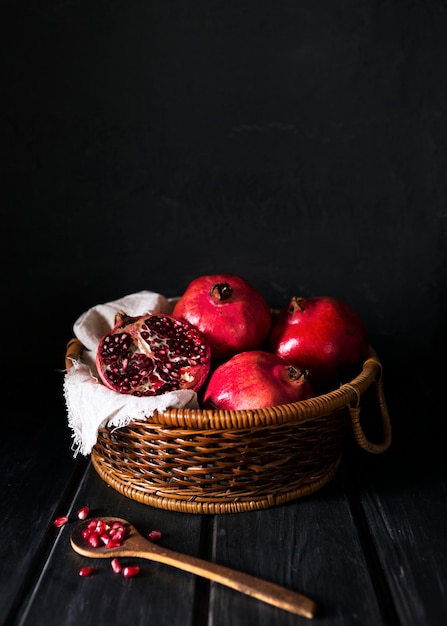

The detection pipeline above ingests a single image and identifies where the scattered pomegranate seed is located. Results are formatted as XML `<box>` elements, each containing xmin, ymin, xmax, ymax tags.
<box><xmin>79</xmin><ymin>566</ymin><xmax>94</xmax><ymax>577</ymax></box>
<box><xmin>111</xmin><ymin>558</ymin><xmax>122</xmax><ymax>574</ymax></box>
<box><xmin>122</xmin><ymin>565</ymin><xmax>140</xmax><ymax>578</ymax></box>
<box><xmin>148</xmin><ymin>530</ymin><xmax>162</xmax><ymax>542</ymax></box>
<box><xmin>77</xmin><ymin>505</ymin><xmax>90</xmax><ymax>520</ymax></box>
<box><xmin>53</xmin><ymin>516</ymin><xmax>69</xmax><ymax>528</ymax></box>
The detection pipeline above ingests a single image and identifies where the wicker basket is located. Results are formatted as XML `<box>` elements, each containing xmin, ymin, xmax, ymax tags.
<box><xmin>65</xmin><ymin>339</ymin><xmax>392</xmax><ymax>514</ymax></box>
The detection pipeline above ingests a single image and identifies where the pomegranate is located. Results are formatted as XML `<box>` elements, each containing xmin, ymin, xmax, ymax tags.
<box><xmin>172</xmin><ymin>274</ymin><xmax>272</xmax><ymax>362</ymax></box>
<box><xmin>96</xmin><ymin>312</ymin><xmax>211</xmax><ymax>396</ymax></box>
<box><xmin>203</xmin><ymin>350</ymin><xmax>314</xmax><ymax>410</ymax></box>
<box><xmin>269</xmin><ymin>296</ymin><xmax>369</xmax><ymax>392</ymax></box>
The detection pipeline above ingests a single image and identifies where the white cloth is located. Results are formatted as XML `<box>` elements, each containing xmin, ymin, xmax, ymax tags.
<box><xmin>63</xmin><ymin>291</ymin><xmax>200</xmax><ymax>457</ymax></box>
<box><xmin>73</xmin><ymin>290</ymin><xmax>172</xmax><ymax>352</ymax></box>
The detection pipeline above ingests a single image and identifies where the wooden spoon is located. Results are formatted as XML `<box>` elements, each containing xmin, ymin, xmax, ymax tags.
<box><xmin>70</xmin><ymin>516</ymin><xmax>316</xmax><ymax>619</ymax></box>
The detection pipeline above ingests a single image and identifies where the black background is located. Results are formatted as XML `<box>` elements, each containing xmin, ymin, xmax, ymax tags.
<box><xmin>4</xmin><ymin>1</ymin><xmax>446</xmax><ymax>404</ymax></box>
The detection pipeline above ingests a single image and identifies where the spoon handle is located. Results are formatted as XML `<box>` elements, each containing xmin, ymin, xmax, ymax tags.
<box><xmin>138</xmin><ymin>542</ymin><xmax>316</xmax><ymax>618</ymax></box>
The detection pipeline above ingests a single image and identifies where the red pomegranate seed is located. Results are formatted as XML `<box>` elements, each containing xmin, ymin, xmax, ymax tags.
<box><xmin>122</xmin><ymin>565</ymin><xmax>140</xmax><ymax>578</ymax></box>
<box><xmin>87</xmin><ymin>532</ymin><xmax>100</xmax><ymax>548</ymax></box>
<box><xmin>111</xmin><ymin>521</ymin><xmax>124</xmax><ymax>529</ymax></box>
<box><xmin>81</xmin><ymin>517</ymin><xmax>129</xmax><ymax>551</ymax></box>
<box><xmin>77</xmin><ymin>506</ymin><xmax>90</xmax><ymax>520</ymax></box>
<box><xmin>94</xmin><ymin>519</ymin><xmax>107</xmax><ymax>534</ymax></box>
<box><xmin>79</xmin><ymin>566</ymin><xmax>94</xmax><ymax>577</ymax></box>
<box><xmin>110</xmin><ymin>528</ymin><xmax>126</xmax><ymax>543</ymax></box>
<box><xmin>100</xmin><ymin>535</ymin><xmax>121</xmax><ymax>549</ymax></box>
<box><xmin>111</xmin><ymin>558</ymin><xmax>122</xmax><ymax>574</ymax></box>
<box><xmin>53</xmin><ymin>516</ymin><xmax>69</xmax><ymax>528</ymax></box>
<box><xmin>148</xmin><ymin>530</ymin><xmax>162</xmax><ymax>542</ymax></box>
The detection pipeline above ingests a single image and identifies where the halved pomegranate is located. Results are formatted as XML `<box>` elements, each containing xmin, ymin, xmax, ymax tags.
<box><xmin>96</xmin><ymin>312</ymin><xmax>211</xmax><ymax>396</ymax></box>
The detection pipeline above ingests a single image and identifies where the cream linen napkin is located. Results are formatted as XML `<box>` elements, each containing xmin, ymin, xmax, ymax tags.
<box><xmin>63</xmin><ymin>291</ymin><xmax>200</xmax><ymax>457</ymax></box>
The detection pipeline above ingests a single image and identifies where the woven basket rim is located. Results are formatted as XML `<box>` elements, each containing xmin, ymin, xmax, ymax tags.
<box><xmin>65</xmin><ymin>338</ymin><xmax>382</xmax><ymax>431</ymax></box>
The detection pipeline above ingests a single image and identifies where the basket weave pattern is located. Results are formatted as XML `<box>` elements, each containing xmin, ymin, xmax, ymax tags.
<box><xmin>66</xmin><ymin>339</ymin><xmax>392</xmax><ymax>514</ymax></box>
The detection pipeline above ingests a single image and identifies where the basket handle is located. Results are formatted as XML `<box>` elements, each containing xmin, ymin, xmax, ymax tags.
<box><xmin>345</xmin><ymin>366</ymin><xmax>392</xmax><ymax>454</ymax></box>
<box><xmin>65</xmin><ymin>338</ymin><xmax>83</xmax><ymax>371</ymax></box>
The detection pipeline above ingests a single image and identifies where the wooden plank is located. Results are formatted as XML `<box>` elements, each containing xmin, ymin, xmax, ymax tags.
<box><xmin>350</xmin><ymin>371</ymin><xmax>447</xmax><ymax>626</ymax></box>
<box><xmin>6</xmin><ymin>367</ymin><xmax>445</xmax><ymax>625</ymax></box>
<box><xmin>361</xmin><ymin>477</ymin><xmax>447</xmax><ymax>626</ymax></box>
<box><xmin>10</xmin><ymin>452</ymin><xmax>387</xmax><ymax>626</ymax></box>
<box><xmin>0</xmin><ymin>410</ymin><xmax>85</xmax><ymax>623</ymax></box>
<box><xmin>208</xmin><ymin>477</ymin><xmax>385</xmax><ymax>625</ymax></box>
<box><xmin>13</xmin><ymin>466</ymin><xmax>206</xmax><ymax>626</ymax></box>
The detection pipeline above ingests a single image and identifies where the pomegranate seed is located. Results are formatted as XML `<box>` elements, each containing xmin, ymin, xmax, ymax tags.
<box><xmin>148</xmin><ymin>530</ymin><xmax>162</xmax><ymax>542</ymax></box>
<box><xmin>79</xmin><ymin>566</ymin><xmax>94</xmax><ymax>577</ymax></box>
<box><xmin>77</xmin><ymin>506</ymin><xmax>90</xmax><ymax>520</ymax></box>
<box><xmin>87</xmin><ymin>532</ymin><xmax>100</xmax><ymax>548</ymax></box>
<box><xmin>100</xmin><ymin>535</ymin><xmax>121</xmax><ymax>549</ymax></box>
<box><xmin>53</xmin><ymin>516</ymin><xmax>69</xmax><ymax>528</ymax></box>
<box><xmin>94</xmin><ymin>519</ymin><xmax>107</xmax><ymax>534</ymax></box>
<box><xmin>81</xmin><ymin>517</ymin><xmax>129</xmax><ymax>550</ymax></box>
<box><xmin>111</xmin><ymin>558</ymin><xmax>122</xmax><ymax>573</ymax></box>
<box><xmin>110</xmin><ymin>528</ymin><xmax>126</xmax><ymax>543</ymax></box>
<box><xmin>111</xmin><ymin>521</ymin><xmax>124</xmax><ymax>529</ymax></box>
<box><xmin>122</xmin><ymin>565</ymin><xmax>140</xmax><ymax>578</ymax></box>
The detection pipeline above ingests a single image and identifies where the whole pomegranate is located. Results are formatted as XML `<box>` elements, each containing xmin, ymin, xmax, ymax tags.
<box><xmin>172</xmin><ymin>274</ymin><xmax>272</xmax><ymax>362</ymax></box>
<box><xmin>269</xmin><ymin>295</ymin><xmax>369</xmax><ymax>392</ymax></box>
<box><xmin>96</xmin><ymin>312</ymin><xmax>211</xmax><ymax>396</ymax></box>
<box><xmin>203</xmin><ymin>350</ymin><xmax>314</xmax><ymax>410</ymax></box>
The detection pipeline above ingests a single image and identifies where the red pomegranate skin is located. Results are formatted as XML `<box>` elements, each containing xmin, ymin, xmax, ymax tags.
<box><xmin>96</xmin><ymin>313</ymin><xmax>211</xmax><ymax>396</ymax></box>
<box><xmin>172</xmin><ymin>274</ymin><xmax>272</xmax><ymax>362</ymax></box>
<box><xmin>269</xmin><ymin>296</ymin><xmax>369</xmax><ymax>392</ymax></box>
<box><xmin>203</xmin><ymin>350</ymin><xmax>314</xmax><ymax>410</ymax></box>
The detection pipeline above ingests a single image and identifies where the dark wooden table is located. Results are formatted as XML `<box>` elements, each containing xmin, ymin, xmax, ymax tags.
<box><xmin>2</xmin><ymin>363</ymin><xmax>446</xmax><ymax>626</ymax></box>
